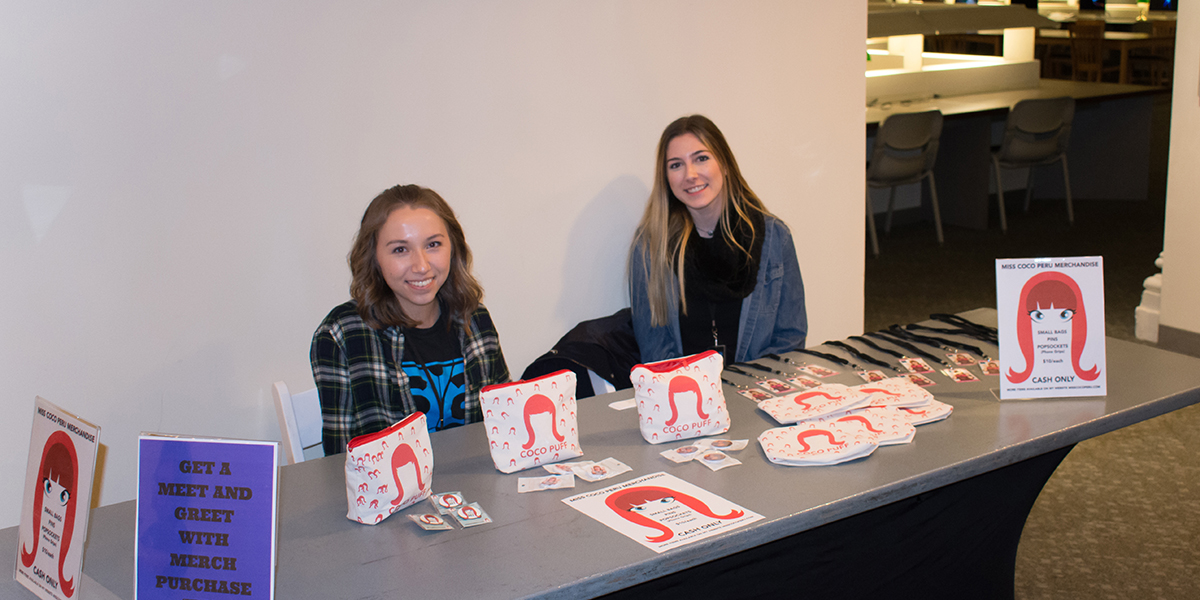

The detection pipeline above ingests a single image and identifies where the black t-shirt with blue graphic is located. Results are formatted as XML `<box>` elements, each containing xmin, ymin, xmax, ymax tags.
<box><xmin>401</xmin><ymin>310</ymin><xmax>466</xmax><ymax>433</ymax></box>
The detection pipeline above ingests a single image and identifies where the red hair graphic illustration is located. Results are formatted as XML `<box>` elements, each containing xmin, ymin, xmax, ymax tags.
<box><xmin>796</xmin><ymin>429</ymin><xmax>844</xmax><ymax>452</ymax></box>
<box><xmin>389</xmin><ymin>443</ymin><xmax>424</xmax><ymax>506</ymax></box>
<box><xmin>836</xmin><ymin>415</ymin><xmax>883</xmax><ymax>433</ymax></box>
<box><xmin>793</xmin><ymin>390</ymin><xmax>839</xmax><ymax>409</ymax></box>
<box><xmin>522</xmin><ymin>394</ymin><xmax>564</xmax><ymax>450</ymax></box>
<box><xmin>666</xmin><ymin>376</ymin><xmax>708</xmax><ymax>426</ymax></box>
<box><xmin>605</xmin><ymin>485</ymin><xmax>743</xmax><ymax>543</ymax></box>
<box><xmin>1008</xmin><ymin>271</ymin><xmax>1100</xmax><ymax>383</ymax></box>
<box><xmin>857</xmin><ymin>388</ymin><xmax>899</xmax><ymax>398</ymax></box>
<box><xmin>21</xmin><ymin>431</ymin><xmax>80</xmax><ymax>597</ymax></box>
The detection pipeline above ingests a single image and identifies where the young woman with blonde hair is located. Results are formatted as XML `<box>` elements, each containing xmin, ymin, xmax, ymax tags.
<box><xmin>311</xmin><ymin>184</ymin><xmax>509</xmax><ymax>454</ymax></box>
<box><xmin>629</xmin><ymin>115</ymin><xmax>807</xmax><ymax>363</ymax></box>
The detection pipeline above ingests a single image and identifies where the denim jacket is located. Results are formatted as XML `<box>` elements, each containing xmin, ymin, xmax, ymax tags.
<box><xmin>629</xmin><ymin>215</ymin><xmax>807</xmax><ymax>364</ymax></box>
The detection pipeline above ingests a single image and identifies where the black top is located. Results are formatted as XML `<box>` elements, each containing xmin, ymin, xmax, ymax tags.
<box><xmin>676</xmin><ymin>217</ymin><xmax>763</xmax><ymax>362</ymax></box>
<box><xmin>679</xmin><ymin>286</ymin><xmax>742</xmax><ymax>360</ymax></box>
<box><xmin>400</xmin><ymin>309</ymin><xmax>467</xmax><ymax>431</ymax></box>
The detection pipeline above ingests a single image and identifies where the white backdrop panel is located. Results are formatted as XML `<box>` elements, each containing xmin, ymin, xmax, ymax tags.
<box><xmin>0</xmin><ymin>0</ymin><xmax>865</xmax><ymax>527</ymax></box>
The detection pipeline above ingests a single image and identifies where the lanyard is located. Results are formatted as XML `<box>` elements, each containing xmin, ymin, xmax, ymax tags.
<box><xmin>404</xmin><ymin>340</ymin><xmax>455</xmax><ymax>430</ymax></box>
<box><xmin>865</xmin><ymin>331</ymin><xmax>952</xmax><ymax>368</ymax></box>
<box><xmin>893</xmin><ymin>326</ymin><xmax>992</xmax><ymax>359</ymax></box>
<box><xmin>793</xmin><ymin>348</ymin><xmax>851</xmax><ymax>367</ymax></box>
<box><xmin>826</xmin><ymin>340</ymin><xmax>902</xmax><ymax>373</ymax></box>
<box><xmin>929</xmin><ymin>313</ymin><xmax>998</xmax><ymax>343</ymax></box>
<box><xmin>850</xmin><ymin>335</ymin><xmax>906</xmax><ymax>360</ymax></box>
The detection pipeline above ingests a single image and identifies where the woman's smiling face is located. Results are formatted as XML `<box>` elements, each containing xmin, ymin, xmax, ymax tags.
<box><xmin>665</xmin><ymin>133</ymin><xmax>726</xmax><ymax>227</ymax></box>
<box><xmin>374</xmin><ymin>206</ymin><xmax>452</xmax><ymax>328</ymax></box>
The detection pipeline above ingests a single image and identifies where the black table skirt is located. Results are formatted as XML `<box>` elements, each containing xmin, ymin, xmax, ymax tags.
<box><xmin>601</xmin><ymin>446</ymin><xmax>1074</xmax><ymax>600</ymax></box>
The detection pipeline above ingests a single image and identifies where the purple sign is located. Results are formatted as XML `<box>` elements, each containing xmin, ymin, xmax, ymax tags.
<box><xmin>136</xmin><ymin>436</ymin><xmax>278</xmax><ymax>599</ymax></box>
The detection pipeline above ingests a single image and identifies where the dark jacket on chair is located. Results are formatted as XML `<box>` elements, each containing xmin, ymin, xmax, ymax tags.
<box><xmin>520</xmin><ymin>308</ymin><xmax>640</xmax><ymax>398</ymax></box>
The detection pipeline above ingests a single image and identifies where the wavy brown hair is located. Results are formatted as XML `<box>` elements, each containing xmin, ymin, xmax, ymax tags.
<box><xmin>630</xmin><ymin>115</ymin><xmax>774</xmax><ymax>325</ymax></box>
<box><xmin>349</xmin><ymin>185</ymin><xmax>483</xmax><ymax>329</ymax></box>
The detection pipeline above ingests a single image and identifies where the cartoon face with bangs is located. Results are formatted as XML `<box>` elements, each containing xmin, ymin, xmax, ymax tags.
<box><xmin>21</xmin><ymin>431</ymin><xmax>80</xmax><ymax>597</ymax></box>
<box><xmin>604</xmin><ymin>485</ymin><xmax>743</xmax><ymax>543</ymax></box>
<box><xmin>1007</xmin><ymin>271</ymin><xmax>1100</xmax><ymax>384</ymax></box>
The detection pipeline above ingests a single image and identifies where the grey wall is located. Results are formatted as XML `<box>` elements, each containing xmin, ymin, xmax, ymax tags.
<box><xmin>0</xmin><ymin>0</ymin><xmax>867</xmax><ymax>528</ymax></box>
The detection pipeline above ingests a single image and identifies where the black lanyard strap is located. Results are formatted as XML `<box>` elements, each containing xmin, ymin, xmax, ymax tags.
<box><xmin>865</xmin><ymin>331</ymin><xmax>952</xmax><ymax>367</ymax></box>
<box><xmin>825</xmin><ymin>340</ymin><xmax>899</xmax><ymax>372</ymax></box>
<box><xmin>929</xmin><ymin>313</ymin><xmax>998</xmax><ymax>339</ymax></box>
<box><xmin>725</xmin><ymin>365</ymin><xmax>761</xmax><ymax>380</ymax></box>
<box><xmin>794</xmin><ymin>348</ymin><xmax>851</xmax><ymax>367</ymax></box>
<box><xmin>906</xmin><ymin>323</ymin><xmax>997</xmax><ymax>344</ymax></box>
<box><xmin>899</xmin><ymin>328</ymin><xmax>991</xmax><ymax>359</ymax></box>
<box><xmin>738</xmin><ymin>362</ymin><xmax>786</xmax><ymax>376</ymax></box>
<box><xmin>889</xmin><ymin>325</ymin><xmax>958</xmax><ymax>353</ymax></box>
<box><xmin>403</xmin><ymin>340</ymin><xmax>455</xmax><ymax>429</ymax></box>
<box><xmin>850</xmin><ymin>335</ymin><xmax>906</xmax><ymax>360</ymax></box>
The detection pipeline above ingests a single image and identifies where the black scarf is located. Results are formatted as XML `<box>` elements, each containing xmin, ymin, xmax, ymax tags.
<box><xmin>682</xmin><ymin>210</ymin><xmax>764</xmax><ymax>302</ymax></box>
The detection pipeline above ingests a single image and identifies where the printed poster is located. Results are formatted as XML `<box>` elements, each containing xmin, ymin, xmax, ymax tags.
<box><xmin>562</xmin><ymin>472</ymin><xmax>762</xmax><ymax>553</ymax></box>
<box><xmin>14</xmin><ymin>397</ymin><xmax>101</xmax><ymax>600</ymax></box>
<box><xmin>135</xmin><ymin>435</ymin><xmax>279</xmax><ymax>599</ymax></box>
<box><xmin>996</xmin><ymin>256</ymin><xmax>1107</xmax><ymax>400</ymax></box>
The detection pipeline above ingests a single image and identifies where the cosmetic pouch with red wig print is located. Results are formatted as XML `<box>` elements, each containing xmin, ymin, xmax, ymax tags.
<box><xmin>344</xmin><ymin>411</ymin><xmax>433</xmax><ymax>525</ymax></box>
<box><xmin>480</xmin><ymin>370</ymin><xmax>583</xmax><ymax>474</ymax></box>
<box><xmin>631</xmin><ymin>350</ymin><xmax>731</xmax><ymax>444</ymax></box>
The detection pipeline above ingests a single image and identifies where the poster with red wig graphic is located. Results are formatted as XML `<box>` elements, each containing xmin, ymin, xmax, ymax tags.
<box><xmin>562</xmin><ymin>472</ymin><xmax>762</xmax><ymax>553</ymax></box>
<box><xmin>996</xmin><ymin>257</ymin><xmax>1107</xmax><ymax>400</ymax></box>
<box><xmin>14</xmin><ymin>397</ymin><xmax>100</xmax><ymax>600</ymax></box>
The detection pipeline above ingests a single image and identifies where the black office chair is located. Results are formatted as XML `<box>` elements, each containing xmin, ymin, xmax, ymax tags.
<box><xmin>991</xmin><ymin>97</ymin><xmax>1076</xmax><ymax>232</ymax></box>
<box><xmin>866</xmin><ymin>110</ymin><xmax>945</xmax><ymax>257</ymax></box>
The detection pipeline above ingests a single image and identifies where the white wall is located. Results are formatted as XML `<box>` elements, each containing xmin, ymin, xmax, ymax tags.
<box><xmin>0</xmin><ymin>0</ymin><xmax>866</xmax><ymax>528</ymax></box>
<box><xmin>1160</xmin><ymin>2</ymin><xmax>1200</xmax><ymax>335</ymax></box>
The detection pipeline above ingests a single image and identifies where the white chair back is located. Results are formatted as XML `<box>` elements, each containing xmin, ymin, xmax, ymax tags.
<box><xmin>272</xmin><ymin>381</ymin><xmax>324</xmax><ymax>464</ymax></box>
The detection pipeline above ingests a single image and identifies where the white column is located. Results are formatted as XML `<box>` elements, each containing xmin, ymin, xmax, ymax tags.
<box><xmin>1003</xmin><ymin>27</ymin><xmax>1035</xmax><ymax>62</ymax></box>
<box><xmin>888</xmin><ymin>34</ymin><xmax>924</xmax><ymax>71</ymax></box>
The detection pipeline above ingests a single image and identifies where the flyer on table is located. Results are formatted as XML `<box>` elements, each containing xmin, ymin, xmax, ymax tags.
<box><xmin>996</xmin><ymin>256</ymin><xmax>1106</xmax><ymax>400</ymax></box>
<box><xmin>562</xmin><ymin>472</ymin><xmax>762</xmax><ymax>553</ymax></box>
<box><xmin>135</xmin><ymin>435</ymin><xmax>279</xmax><ymax>599</ymax></box>
<box><xmin>15</xmin><ymin>397</ymin><xmax>101</xmax><ymax>600</ymax></box>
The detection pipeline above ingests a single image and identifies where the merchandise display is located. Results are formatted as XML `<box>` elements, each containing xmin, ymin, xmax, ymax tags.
<box><xmin>755</xmin><ymin>380</ymin><xmax>938</xmax><ymax>467</ymax></box>
<box><xmin>344</xmin><ymin>411</ymin><xmax>432</xmax><ymax>525</ymax></box>
<box><xmin>826</xmin><ymin>340</ymin><xmax>901</xmax><ymax>374</ymax></box>
<box><xmin>543</xmin><ymin>458</ymin><xmax>632</xmax><ymax>482</ymax></box>
<box><xmin>517</xmin><ymin>473</ymin><xmax>575</xmax><ymax>493</ymax></box>
<box><xmin>408</xmin><ymin>513</ymin><xmax>453</xmax><ymax>531</ymax></box>
<box><xmin>867</xmin><ymin>331</ymin><xmax>957</xmax><ymax>371</ymax></box>
<box><xmin>897</xmin><ymin>400</ymin><xmax>954</xmax><ymax>426</ymax></box>
<box><xmin>758</xmin><ymin>420</ymin><xmax>880</xmax><ymax>466</ymax></box>
<box><xmin>7</xmin><ymin>312</ymin><xmax>1200</xmax><ymax>600</ymax></box>
<box><xmin>480</xmin><ymin>370</ymin><xmax>583</xmax><ymax>473</ymax></box>
<box><xmin>755</xmin><ymin>383</ymin><xmax>874</xmax><ymax>424</ymax></box>
<box><xmin>631</xmin><ymin>350</ymin><xmax>731</xmax><ymax>444</ymax></box>
<box><xmin>725</xmin><ymin>318</ymin><xmax>1010</xmax><ymax>467</ymax></box>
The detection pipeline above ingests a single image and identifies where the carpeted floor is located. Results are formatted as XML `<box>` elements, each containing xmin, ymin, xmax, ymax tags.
<box><xmin>863</xmin><ymin>177</ymin><xmax>1199</xmax><ymax>596</ymax></box>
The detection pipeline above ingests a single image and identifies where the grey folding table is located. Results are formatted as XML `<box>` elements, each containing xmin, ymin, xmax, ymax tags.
<box><xmin>4</xmin><ymin>309</ymin><xmax>1199</xmax><ymax>600</ymax></box>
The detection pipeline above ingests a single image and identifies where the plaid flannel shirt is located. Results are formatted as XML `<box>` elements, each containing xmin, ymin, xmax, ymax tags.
<box><xmin>310</xmin><ymin>301</ymin><xmax>509</xmax><ymax>455</ymax></box>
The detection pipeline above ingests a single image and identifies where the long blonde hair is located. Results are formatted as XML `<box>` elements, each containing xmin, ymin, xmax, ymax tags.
<box><xmin>629</xmin><ymin>115</ymin><xmax>773</xmax><ymax>326</ymax></box>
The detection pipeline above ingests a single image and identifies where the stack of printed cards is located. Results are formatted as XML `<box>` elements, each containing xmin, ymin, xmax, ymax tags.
<box><xmin>409</xmin><ymin>491</ymin><xmax>493</xmax><ymax>530</ymax></box>
<box><xmin>757</xmin><ymin>377</ymin><xmax>952</xmax><ymax>467</ymax></box>
<box><xmin>758</xmin><ymin>420</ymin><xmax>880</xmax><ymax>466</ymax></box>
<box><xmin>518</xmin><ymin>473</ymin><xmax>575</xmax><ymax>493</ymax></box>
<box><xmin>659</xmin><ymin>438</ymin><xmax>749</xmax><ymax>471</ymax></box>
<box><xmin>808</xmin><ymin>406</ymin><xmax>917</xmax><ymax>446</ymax></box>
<box><xmin>543</xmin><ymin>457</ymin><xmax>632</xmax><ymax>482</ymax></box>
<box><xmin>756</xmin><ymin>383</ymin><xmax>873</xmax><ymax>424</ymax></box>
<box><xmin>895</xmin><ymin>401</ymin><xmax>954</xmax><ymax>425</ymax></box>
<box><xmin>852</xmin><ymin>377</ymin><xmax>934</xmax><ymax>409</ymax></box>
